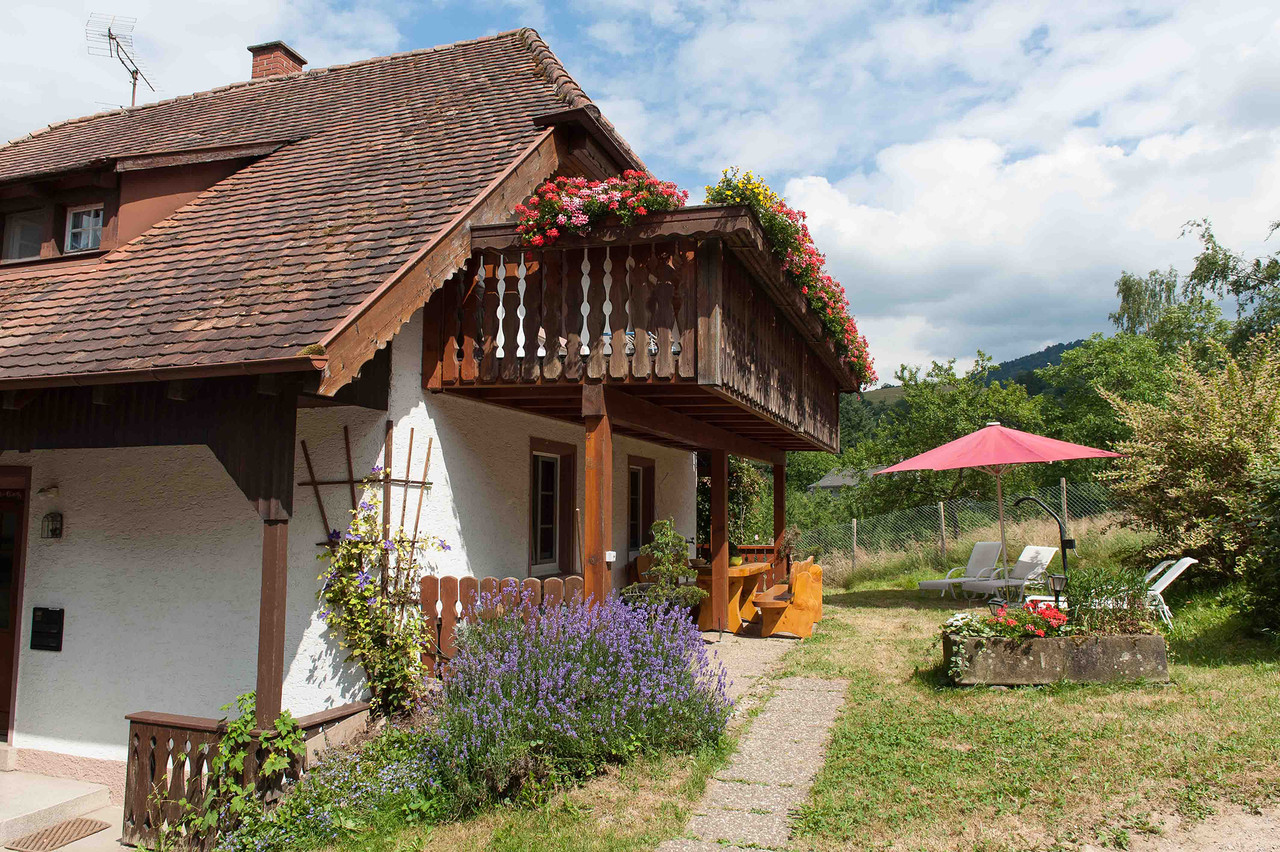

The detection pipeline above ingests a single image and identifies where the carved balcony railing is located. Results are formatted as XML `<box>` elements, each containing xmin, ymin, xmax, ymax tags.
<box><xmin>422</xmin><ymin>206</ymin><xmax>857</xmax><ymax>453</ymax></box>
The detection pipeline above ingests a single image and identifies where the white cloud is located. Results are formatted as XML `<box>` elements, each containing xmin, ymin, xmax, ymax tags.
<box><xmin>557</xmin><ymin>0</ymin><xmax>1280</xmax><ymax>380</ymax></box>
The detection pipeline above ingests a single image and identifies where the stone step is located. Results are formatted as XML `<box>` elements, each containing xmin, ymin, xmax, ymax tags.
<box><xmin>0</xmin><ymin>773</ymin><xmax>111</xmax><ymax>845</ymax></box>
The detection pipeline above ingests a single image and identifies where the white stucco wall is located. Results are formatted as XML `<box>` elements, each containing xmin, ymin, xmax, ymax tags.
<box><xmin>12</xmin><ymin>308</ymin><xmax>695</xmax><ymax>762</ymax></box>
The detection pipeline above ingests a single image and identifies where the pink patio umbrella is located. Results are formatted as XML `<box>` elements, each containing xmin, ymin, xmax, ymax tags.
<box><xmin>875</xmin><ymin>422</ymin><xmax>1121</xmax><ymax>565</ymax></box>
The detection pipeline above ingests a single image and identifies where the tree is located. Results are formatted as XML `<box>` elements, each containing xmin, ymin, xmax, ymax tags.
<box><xmin>835</xmin><ymin>354</ymin><xmax>1046</xmax><ymax>516</ymax></box>
<box><xmin>1110</xmin><ymin>267</ymin><xmax>1180</xmax><ymax>335</ymax></box>
<box><xmin>1184</xmin><ymin>219</ymin><xmax>1280</xmax><ymax>349</ymax></box>
<box><xmin>1035</xmin><ymin>333</ymin><xmax>1172</xmax><ymax>449</ymax></box>
<box><xmin>1109</xmin><ymin>265</ymin><xmax>1229</xmax><ymax>364</ymax></box>
<box><xmin>1102</xmin><ymin>334</ymin><xmax>1280</xmax><ymax>578</ymax></box>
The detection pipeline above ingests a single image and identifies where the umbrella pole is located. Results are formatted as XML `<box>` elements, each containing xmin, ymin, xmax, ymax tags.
<box><xmin>996</xmin><ymin>467</ymin><xmax>1008</xmax><ymax>567</ymax></box>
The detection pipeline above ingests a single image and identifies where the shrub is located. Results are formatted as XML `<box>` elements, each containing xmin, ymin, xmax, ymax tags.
<box><xmin>218</xmin><ymin>725</ymin><xmax>446</xmax><ymax>852</ymax></box>
<box><xmin>432</xmin><ymin>592</ymin><xmax>731</xmax><ymax>808</ymax></box>
<box><xmin>1102</xmin><ymin>334</ymin><xmax>1280</xmax><ymax>577</ymax></box>
<box><xmin>1241</xmin><ymin>469</ymin><xmax>1280</xmax><ymax>634</ymax></box>
<box><xmin>1068</xmin><ymin>561</ymin><xmax>1157</xmax><ymax>635</ymax></box>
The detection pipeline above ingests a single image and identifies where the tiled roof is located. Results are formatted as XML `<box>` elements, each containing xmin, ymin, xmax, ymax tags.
<box><xmin>0</xmin><ymin>29</ymin><xmax>622</xmax><ymax>383</ymax></box>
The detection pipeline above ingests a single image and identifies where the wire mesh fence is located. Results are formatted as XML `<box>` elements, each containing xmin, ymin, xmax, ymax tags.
<box><xmin>794</xmin><ymin>480</ymin><xmax>1122</xmax><ymax>588</ymax></box>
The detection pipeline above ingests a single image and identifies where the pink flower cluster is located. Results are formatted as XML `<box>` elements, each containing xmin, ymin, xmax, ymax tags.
<box><xmin>989</xmin><ymin>601</ymin><xmax>1069</xmax><ymax>638</ymax></box>
<box><xmin>774</xmin><ymin>202</ymin><xmax>876</xmax><ymax>386</ymax></box>
<box><xmin>515</xmin><ymin>171</ymin><xmax>689</xmax><ymax>247</ymax></box>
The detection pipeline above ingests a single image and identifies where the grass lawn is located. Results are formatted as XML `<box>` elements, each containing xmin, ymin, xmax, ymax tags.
<box><xmin>779</xmin><ymin>567</ymin><xmax>1280</xmax><ymax>850</ymax></box>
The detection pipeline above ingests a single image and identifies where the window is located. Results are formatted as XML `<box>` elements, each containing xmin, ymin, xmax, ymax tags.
<box><xmin>65</xmin><ymin>204</ymin><xmax>104</xmax><ymax>253</ymax></box>
<box><xmin>530</xmin><ymin>438</ymin><xmax>575</xmax><ymax>575</ymax></box>
<box><xmin>628</xmin><ymin>467</ymin><xmax>643</xmax><ymax>553</ymax></box>
<box><xmin>2</xmin><ymin>210</ymin><xmax>44</xmax><ymax>261</ymax></box>
<box><xmin>532</xmin><ymin>453</ymin><xmax>559</xmax><ymax>567</ymax></box>
<box><xmin>627</xmin><ymin>456</ymin><xmax>655</xmax><ymax>556</ymax></box>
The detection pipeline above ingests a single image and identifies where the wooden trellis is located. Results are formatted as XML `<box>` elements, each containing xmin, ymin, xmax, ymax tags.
<box><xmin>298</xmin><ymin>421</ymin><xmax>433</xmax><ymax>548</ymax></box>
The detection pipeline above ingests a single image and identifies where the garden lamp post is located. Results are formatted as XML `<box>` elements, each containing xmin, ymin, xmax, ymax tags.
<box><xmin>1013</xmin><ymin>494</ymin><xmax>1074</xmax><ymax>598</ymax></box>
<box><xmin>1047</xmin><ymin>573</ymin><xmax>1068</xmax><ymax>609</ymax></box>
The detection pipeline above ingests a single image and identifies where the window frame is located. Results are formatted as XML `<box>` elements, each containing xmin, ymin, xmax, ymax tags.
<box><xmin>64</xmin><ymin>203</ymin><xmax>105</xmax><ymax>254</ymax></box>
<box><xmin>2</xmin><ymin>209</ymin><xmax>45</xmax><ymax>262</ymax></box>
<box><xmin>626</xmin><ymin>455</ymin><xmax>656</xmax><ymax>558</ymax></box>
<box><xmin>529</xmin><ymin>438</ymin><xmax>576</xmax><ymax>576</ymax></box>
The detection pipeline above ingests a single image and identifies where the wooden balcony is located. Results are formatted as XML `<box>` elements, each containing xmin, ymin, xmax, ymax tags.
<box><xmin>421</xmin><ymin>205</ymin><xmax>858</xmax><ymax>455</ymax></box>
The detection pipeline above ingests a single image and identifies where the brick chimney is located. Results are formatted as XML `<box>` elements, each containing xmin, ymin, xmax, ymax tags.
<box><xmin>247</xmin><ymin>41</ymin><xmax>307</xmax><ymax>79</ymax></box>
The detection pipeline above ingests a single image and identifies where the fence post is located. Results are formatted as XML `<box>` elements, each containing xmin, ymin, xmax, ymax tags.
<box><xmin>937</xmin><ymin>501</ymin><xmax>947</xmax><ymax>559</ymax></box>
<box><xmin>850</xmin><ymin>517</ymin><xmax>857</xmax><ymax>573</ymax></box>
<box><xmin>1060</xmin><ymin>477</ymin><xmax>1069</xmax><ymax>533</ymax></box>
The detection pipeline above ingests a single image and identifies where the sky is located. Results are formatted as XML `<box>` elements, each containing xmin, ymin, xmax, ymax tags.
<box><xmin>4</xmin><ymin>0</ymin><xmax>1279</xmax><ymax>384</ymax></box>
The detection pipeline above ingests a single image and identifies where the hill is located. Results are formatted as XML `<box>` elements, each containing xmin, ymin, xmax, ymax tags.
<box><xmin>986</xmin><ymin>339</ymin><xmax>1084</xmax><ymax>385</ymax></box>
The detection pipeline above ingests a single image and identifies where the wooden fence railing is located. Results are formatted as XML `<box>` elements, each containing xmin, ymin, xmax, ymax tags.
<box><xmin>122</xmin><ymin>702</ymin><xmax>368</xmax><ymax>848</ymax></box>
<box><xmin>419</xmin><ymin>574</ymin><xmax>585</xmax><ymax>668</ymax></box>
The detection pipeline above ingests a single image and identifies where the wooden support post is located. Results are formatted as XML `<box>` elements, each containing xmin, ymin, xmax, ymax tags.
<box><xmin>256</xmin><ymin>519</ymin><xmax>289</xmax><ymax>727</ymax></box>
<box><xmin>1060</xmin><ymin>477</ymin><xmax>1069</xmax><ymax>533</ymax></box>
<box><xmin>851</xmin><ymin>517</ymin><xmax>857</xmax><ymax>573</ymax></box>
<box><xmin>938</xmin><ymin>501</ymin><xmax>947</xmax><ymax>559</ymax></box>
<box><xmin>584</xmin><ymin>398</ymin><xmax>613</xmax><ymax>605</ymax></box>
<box><xmin>772</xmin><ymin>461</ymin><xmax>786</xmax><ymax>588</ymax></box>
<box><xmin>710</xmin><ymin>448</ymin><xmax>729</xmax><ymax>632</ymax></box>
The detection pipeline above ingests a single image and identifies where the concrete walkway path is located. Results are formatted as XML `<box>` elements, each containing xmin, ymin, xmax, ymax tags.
<box><xmin>659</xmin><ymin>632</ymin><xmax>849</xmax><ymax>852</ymax></box>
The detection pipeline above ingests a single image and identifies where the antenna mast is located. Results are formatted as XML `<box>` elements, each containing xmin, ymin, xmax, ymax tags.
<box><xmin>86</xmin><ymin>14</ymin><xmax>156</xmax><ymax>107</ymax></box>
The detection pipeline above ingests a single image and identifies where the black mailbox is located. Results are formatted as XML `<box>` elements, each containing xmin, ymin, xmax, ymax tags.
<box><xmin>31</xmin><ymin>607</ymin><xmax>64</xmax><ymax>652</ymax></box>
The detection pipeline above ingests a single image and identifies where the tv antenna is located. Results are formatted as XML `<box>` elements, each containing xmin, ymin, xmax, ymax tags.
<box><xmin>85</xmin><ymin>14</ymin><xmax>156</xmax><ymax>107</ymax></box>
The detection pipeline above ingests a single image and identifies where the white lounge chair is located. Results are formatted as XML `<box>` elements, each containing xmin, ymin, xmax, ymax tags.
<box><xmin>961</xmin><ymin>545</ymin><xmax>1060</xmax><ymax>602</ymax></box>
<box><xmin>1144</xmin><ymin>559</ymin><xmax>1175</xmax><ymax>585</ymax></box>
<box><xmin>1148</xmin><ymin>557</ymin><xmax>1196</xmax><ymax>626</ymax></box>
<box><xmin>917</xmin><ymin>541</ymin><xmax>1004</xmax><ymax>598</ymax></box>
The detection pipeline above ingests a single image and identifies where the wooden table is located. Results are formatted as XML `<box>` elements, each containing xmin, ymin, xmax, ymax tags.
<box><xmin>694</xmin><ymin>561</ymin><xmax>771</xmax><ymax>633</ymax></box>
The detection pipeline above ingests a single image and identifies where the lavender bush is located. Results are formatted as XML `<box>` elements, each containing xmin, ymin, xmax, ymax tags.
<box><xmin>432</xmin><ymin>592</ymin><xmax>732</xmax><ymax>806</ymax></box>
<box><xmin>218</xmin><ymin>593</ymin><xmax>730</xmax><ymax>852</ymax></box>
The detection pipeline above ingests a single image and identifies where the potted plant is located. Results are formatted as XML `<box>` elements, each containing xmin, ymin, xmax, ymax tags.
<box><xmin>623</xmin><ymin>519</ymin><xmax>706</xmax><ymax>609</ymax></box>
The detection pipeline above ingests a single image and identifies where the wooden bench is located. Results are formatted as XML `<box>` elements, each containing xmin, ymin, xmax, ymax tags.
<box><xmin>753</xmin><ymin>559</ymin><xmax>822</xmax><ymax>638</ymax></box>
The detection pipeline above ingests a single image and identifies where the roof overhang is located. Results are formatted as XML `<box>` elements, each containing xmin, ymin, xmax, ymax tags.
<box><xmin>532</xmin><ymin>107</ymin><xmax>646</xmax><ymax>173</ymax></box>
<box><xmin>0</xmin><ymin>355</ymin><xmax>325</xmax><ymax>391</ymax></box>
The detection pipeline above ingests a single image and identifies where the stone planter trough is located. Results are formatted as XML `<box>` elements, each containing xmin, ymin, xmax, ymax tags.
<box><xmin>942</xmin><ymin>633</ymin><xmax>1169</xmax><ymax>686</ymax></box>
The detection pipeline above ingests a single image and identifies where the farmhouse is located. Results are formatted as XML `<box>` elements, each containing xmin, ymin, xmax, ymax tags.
<box><xmin>0</xmin><ymin>28</ymin><xmax>854</xmax><ymax>822</ymax></box>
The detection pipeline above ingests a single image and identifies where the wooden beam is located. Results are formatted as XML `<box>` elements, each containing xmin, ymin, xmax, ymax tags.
<box><xmin>710</xmin><ymin>449</ymin><xmax>729</xmax><ymax>632</ymax></box>
<box><xmin>256</xmin><ymin>519</ymin><xmax>288</xmax><ymax>727</ymax></box>
<box><xmin>584</xmin><ymin>401</ymin><xmax>613</xmax><ymax>605</ymax></box>
<box><xmin>583</xmin><ymin>385</ymin><xmax>784</xmax><ymax>465</ymax></box>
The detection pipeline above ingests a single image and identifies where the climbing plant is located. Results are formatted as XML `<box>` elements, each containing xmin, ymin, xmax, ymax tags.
<box><xmin>318</xmin><ymin>473</ymin><xmax>447</xmax><ymax>717</ymax></box>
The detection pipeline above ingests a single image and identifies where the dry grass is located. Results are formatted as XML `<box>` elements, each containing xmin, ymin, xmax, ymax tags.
<box><xmin>325</xmin><ymin>740</ymin><xmax>729</xmax><ymax>852</ymax></box>
<box><xmin>777</xmin><ymin>574</ymin><xmax>1280</xmax><ymax>851</ymax></box>
<box><xmin>824</xmin><ymin>514</ymin><xmax>1124</xmax><ymax>589</ymax></box>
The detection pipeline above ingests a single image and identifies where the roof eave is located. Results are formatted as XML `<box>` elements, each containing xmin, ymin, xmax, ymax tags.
<box><xmin>0</xmin><ymin>355</ymin><xmax>326</xmax><ymax>391</ymax></box>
